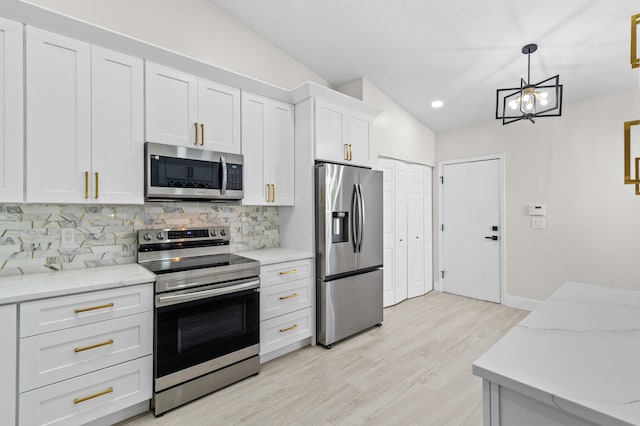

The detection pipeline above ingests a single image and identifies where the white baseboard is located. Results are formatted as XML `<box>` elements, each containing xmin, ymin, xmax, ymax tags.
<box><xmin>503</xmin><ymin>295</ymin><xmax>540</xmax><ymax>311</ymax></box>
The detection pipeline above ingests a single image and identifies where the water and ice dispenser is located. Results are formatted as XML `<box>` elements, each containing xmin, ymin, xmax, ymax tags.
<box><xmin>332</xmin><ymin>211</ymin><xmax>349</xmax><ymax>243</ymax></box>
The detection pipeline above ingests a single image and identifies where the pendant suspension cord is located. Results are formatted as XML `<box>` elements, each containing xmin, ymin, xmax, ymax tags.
<box><xmin>526</xmin><ymin>51</ymin><xmax>531</xmax><ymax>85</ymax></box>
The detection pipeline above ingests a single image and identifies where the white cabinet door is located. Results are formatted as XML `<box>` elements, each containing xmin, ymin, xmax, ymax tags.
<box><xmin>315</xmin><ymin>99</ymin><xmax>346</xmax><ymax>163</ymax></box>
<box><xmin>91</xmin><ymin>46</ymin><xmax>144</xmax><ymax>204</ymax></box>
<box><xmin>242</xmin><ymin>92</ymin><xmax>294</xmax><ymax>206</ymax></box>
<box><xmin>0</xmin><ymin>304</ymin><xmax>16</xmax><ymax>426</ymax></box>
<box><xmin>379</xmin><ymin>158</ymin><xmax>396</xmax><ymax>307</ymax></box>
<box><xmin>145</xmin><ymin>62</ymin><xmax>198</xmax><ymax>147</ymax></box>
<box><xmin>407</xmin><ymin>163</ymin><xmax>426</xmax><ymax>298</ymax></box>
<box><xmin>0</xmin><ymin>18</ymin><xmax>23</xmax><ymax>203</ymax></box>
<box><xmin>394</xmin><ymin>161</ymin><xmax>409</xmax><ymax>304</ymax></box>
<box><xmin>347</xmin><ymin>112</ymin><xmax>371</xmax><ymax>167</ymax></box>
<box><xmin>26</xmin><ymin>26</ymin><xmax>91</xmax><ymax>203</ymax></box>
<box><xmin>269</xmin><ymin>100</ymin><xmax>294</xmax><ymax>206</ymax></box>
<box><xmin>241</xmin><ymin>92</ymin><xmax>268</xmax><ymax>205</ymax></box>
<box><xmin>198</xmin><ymin>78</ymin><xmax>241</xmax><ymax>153</ymax></box>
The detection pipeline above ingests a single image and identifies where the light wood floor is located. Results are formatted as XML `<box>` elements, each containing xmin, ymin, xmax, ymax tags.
<box><xmin>123</xmin><ymin>291</ymin><xmax>527</xmax><ymax>426</ymax></box>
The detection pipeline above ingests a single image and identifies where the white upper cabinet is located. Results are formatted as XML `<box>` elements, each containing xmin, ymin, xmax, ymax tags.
<box><xmin>26</xmin><ymin>26</ymin><xmax>92</xmax><ymax>204</ymax></box>
<box><xmin>146</xmin><ymin>62</ymin><xmax>241</xmax><ymax>154</ymax></box>
<box><xmin>0</xmin><ymin>17</ymin><xmax>23</xmax><ymax>203</ymax></box>
<box><xmin>91</xmin><ymin>46</ymin><xmax>144</xmax><ymax>204</ymax></box>
<box><xmin>315</xmin><ymin>99</ymin><xmax>372</xmax><ymax>168</ymax></box>
<box><xmin>242</xmin><ymin>91</ymin><xmax>294</xmax><ymax>206</ymax></box>
<box><xmin>26</xmin><ymin>26</ymin><xmax>144</xmax><ymax>204</ymax></box>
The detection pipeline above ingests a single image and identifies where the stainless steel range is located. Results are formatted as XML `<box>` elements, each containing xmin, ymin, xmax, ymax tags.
<box><xmin>137</xmin><ymin>226</ymin><xmax>260</xmax><ymax>416</ymax></box>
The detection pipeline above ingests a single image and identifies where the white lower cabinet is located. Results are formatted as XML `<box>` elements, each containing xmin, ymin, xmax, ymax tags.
<box><xmin>0</xmin><ymin>304</ymin><xmax>17</xmax><ymax>426</ymax></box>
<box><xmin>17</xmin><ymin>284</ymin><xmax>153</xmax><ymax>426</ymax></box>
<box><xmin>258</xmin><ymin>256</ymin><xmax>314</xmax><ymax>362</ymax></box>
<box><xmin>19</xmin><ymin>356</ymin><xmax>152</xmax><ymax>426</ymax></box>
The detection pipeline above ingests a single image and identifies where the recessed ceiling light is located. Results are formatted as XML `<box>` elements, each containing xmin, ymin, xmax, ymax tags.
<box><xmin>431</xmin><ymin>100</ymin><xmax>444</xmax><ymax>109</ymax></box>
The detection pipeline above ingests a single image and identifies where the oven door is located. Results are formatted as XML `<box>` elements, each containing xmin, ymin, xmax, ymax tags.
<box><xmin>154</xmin><ymin>279</ymin><xmax>259</xmax><ymax>391</ymax></box>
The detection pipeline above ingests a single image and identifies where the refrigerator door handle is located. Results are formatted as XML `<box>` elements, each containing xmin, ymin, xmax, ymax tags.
<box><xmin>357</xmin><ymin>184</ymin><xmax>365</xmax><ymax>252</ymax></box>
<box><xmin>351</xmin><ymin>184</ymin><xmax>359</xmax><ymax>253</ymax></box>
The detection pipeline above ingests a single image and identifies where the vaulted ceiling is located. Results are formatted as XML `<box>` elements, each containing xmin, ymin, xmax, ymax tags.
<box><xmin>210</xmin><ymin>0</ymin><xmax>640</xmax><ymax>133</ymax></box>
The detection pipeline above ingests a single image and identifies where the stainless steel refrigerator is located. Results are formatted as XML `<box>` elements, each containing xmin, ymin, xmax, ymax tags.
<box><xmin>316</xmin><ymin>163</ymin><xmax>383</xmax><ymax>347</ymax></box>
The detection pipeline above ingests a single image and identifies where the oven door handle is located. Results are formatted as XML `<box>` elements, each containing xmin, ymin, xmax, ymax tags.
<box><xmin>156</xmin><ymin>280</ymin><xmax>259</xmax><ymax>307</ymax></box>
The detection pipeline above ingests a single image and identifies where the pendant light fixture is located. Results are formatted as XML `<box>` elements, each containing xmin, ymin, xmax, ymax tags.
<box><xmin>495</xmin><ymin>43</ymin><xmax>563</xmax><ymax>125</ymax></box>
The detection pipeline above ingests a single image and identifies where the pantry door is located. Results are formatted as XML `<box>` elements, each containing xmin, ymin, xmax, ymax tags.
<box><xmin>440</xmin><ymin>157</ymin><xmax>503</xmax><ymax>303</ymax></box>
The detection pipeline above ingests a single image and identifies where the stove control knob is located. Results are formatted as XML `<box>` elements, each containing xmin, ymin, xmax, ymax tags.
<box><xmin>220</xmin><ymin>229</ymin><xmax>227</xmax><ymax>236</ymax></box>
<box><xmin>156</xmin><ymin>232</ymin><xmax>164</xmax><ymax>240</ymax></box>
<box><xmin>210</xmin><ymin>229</ymin><xmax>217</xmax><ymax>237</ymax></box>
<box><xmin>143</xmin><ymin>232</ymin><xmax>152</xmax><ymax>241</ymax></box>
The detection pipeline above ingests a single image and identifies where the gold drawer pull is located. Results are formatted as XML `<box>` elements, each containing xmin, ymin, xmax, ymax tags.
<box><xmin>74</xmin><ymin>339</ymin><xmax>114</xmax><ymax>353</ymax></box>
<box><xmin>74</xmin><ymin>303</ymin><xmax>114</xmax><ymax>314</ymax></box>
<box><xmin>278</xmin><ymin>269</ymin><xmax>298</xmax><ymax>275</ymax></box>
<box><xmin>74</xmin><ymin>387</ymin><xmax>113</xmax><ymax>404</ymax></box>
<box><xmin>279</xmin><ymin>293</ymin><xmax>298</xmax><ymax>300</ymax></box>
<box><xmin>279</xmin><ymin>324</ymin><xmax>298</xmax><ymax>333</ymax></box>
<box><xmin>194</xmin><ymin>122</ymin><xmax>199</xmax><ymax>145</ymax></box>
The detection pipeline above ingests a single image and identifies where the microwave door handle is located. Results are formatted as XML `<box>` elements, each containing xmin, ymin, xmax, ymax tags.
<box><xmin>220</xmin><ymin>156</ymin><xmax>227</xmax><ymax>195</ymax></box>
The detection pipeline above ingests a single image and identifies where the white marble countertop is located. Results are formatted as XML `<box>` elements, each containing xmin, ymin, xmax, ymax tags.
<box><xmin>473</xmin><ymin>282</ymin><xmax>640</xmax><ymax>426</ymax></box>
<box><xmin>0</xmin><ymin>264</ymin><xmax>156</xmax><ymax>305</ymax></box>
<box><xmin>239</xmin><ymin>248</ymin><xmax>313</xmax><ymax>265</ymax></box>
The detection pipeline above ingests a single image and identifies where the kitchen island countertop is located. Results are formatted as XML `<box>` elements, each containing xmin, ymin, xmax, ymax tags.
<box><xmin>473</xmin><ymin>282</ymin><xmax>640</xmax><ymax>426</ymax></box>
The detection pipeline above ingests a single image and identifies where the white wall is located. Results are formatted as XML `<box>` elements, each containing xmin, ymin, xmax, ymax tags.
<box><xmin>24</xmin><ymin>0</ymin><xmax>328</xmax><ymax>90</ymax></box>
<box><xmin>339</xmin><ymin>78</ymin><xmax>436</xmax><ymax>167</ymax></box>
<box><xmin>435</xmin><ymin>90</ymin><xmax>640</xmax><ymax>302</ymax></box>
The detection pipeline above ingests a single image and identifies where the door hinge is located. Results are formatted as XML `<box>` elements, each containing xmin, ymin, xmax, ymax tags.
<box><xmin>440</xmin><ymin>176</ymin><xmax>444</xmax><ymax>184</ymax></box>
<box><xmin>441</xmin><ymin>270</ymin><xmax>445</xmax><ymax>279</ymax></box>
<box><xmin>441</xmin><ymin>224</ymin><xmax>444</xmax><ymax>232</ymax></box>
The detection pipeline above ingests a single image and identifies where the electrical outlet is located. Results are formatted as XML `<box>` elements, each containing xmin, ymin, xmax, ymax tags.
<box><xmin>61</xmin><ymin>228</ymin><xmax>75</xmax><ymax>246</ymax></box>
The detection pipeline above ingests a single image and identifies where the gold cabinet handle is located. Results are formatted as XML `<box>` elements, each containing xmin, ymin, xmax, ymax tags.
<box><xmin>279</xmin><ymin>293</ymin><xmax>298</xmax><ymax>300</ymax></box>
<box><xmin>94</xmin><ymin>172</ymin><xmax>99</xmax><ymax>199</ymax></box>
<box><xmin>84</xmin><ymin>171</ymin><xmax>89</xmax><ymax>199</ymax></box>
<box><xmin>194</xmin><ymin>122</ymin><xmax>199</xmax><ymax>145</ymax></box>
<box><xmin>279</xmin><ymin>324</ymin><xmax>298</xmax><ymax>333</ymax></box>
<box><xmin>344</xmin><ymin>144</ymin><xmax>349</xmax><ymax>161</ymax></box>
<box><xmin>266</xmin><ymin>184</ymin><xmax>271</xmax><ymax>202</ymax></box>
<box><xmin>279</xmin><ymin>269</ymin><xmax>298</xmax><ymax>275</ymax></box>
<box><xmin>200</xmin><ymin>123</ymin><xmax>204</xmax><ymax>145</ymax></box>
<box><xmin>74</xmin><ymin>302</ymin><xmax>114</xmax><ymax>314</ymax></box>
<box><xmin>349</xmin><ymin>144</ymin><xmax>353</xmax><ymax>161</ymax></box>
<box><xmin>74</xmin><ymin>387</ymin><xmax>113</xmax><ymax>404</ymax></box>
<box><xmin>272</xmin><ymin>184</ymin><xmax>276</xmax><ymax>202</ymax></box>
<box><xmin>74</xmin><ymin>339</ymin><xmax>114</xmax><ymax>353</ymax></box>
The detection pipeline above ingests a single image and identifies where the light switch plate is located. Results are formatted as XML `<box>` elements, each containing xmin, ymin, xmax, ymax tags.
<box><xmin>531</xmin><ymin>217</ymin><xmax>546</xmax><ymax>229</ymax></box>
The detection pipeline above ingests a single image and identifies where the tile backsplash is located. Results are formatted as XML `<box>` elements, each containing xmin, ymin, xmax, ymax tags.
<box><xmin>0</xmin><ymin>202</ymin><xmax>279</xmax><ymax>277</ymax></box>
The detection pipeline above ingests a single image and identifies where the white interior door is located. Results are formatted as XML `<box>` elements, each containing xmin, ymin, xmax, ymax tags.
<box><xmin>441</xmin><ymin>158</ymin><xmax>501</xmax><ymax>303</ymax></box>
<box><xmin>394</xmin><ymin>161</ymin><xmax>409</xmax><ymax>304</ymax></box>
<box><xmin>407</xmin><ymin>164</ymin><xmax>425</xmax><ymax>298</ymax></box>
<box><xmin>379</xmin><ymin>158</ymin><xmax>396</xmax><ymax>307</ymax></box>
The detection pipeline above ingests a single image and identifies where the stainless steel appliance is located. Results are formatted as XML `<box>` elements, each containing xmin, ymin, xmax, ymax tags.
<box><xmin>145</xmin><ymin>142</ymin><xmax>244</xmax><ymax>201</ymax></box>
<box><xmin>137</xmin><ymin>226</ymin><xmax>260</xmax><ymax>416</ymax></box>
<box><xmin>315</xmin><ymin>163</ymin><xmax>384</xmax><ymax>347</ymax></box>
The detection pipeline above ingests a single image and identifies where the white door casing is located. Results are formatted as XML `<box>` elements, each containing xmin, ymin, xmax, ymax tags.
<box><xmin>440</xmin><ymin>156</ymin><xmax>504</xmax><ymax>303</ymax></box>
<box><xmin>394</xmin><ymin>161</ymin><xmax>409</xmax><ymax>304</ymax></box>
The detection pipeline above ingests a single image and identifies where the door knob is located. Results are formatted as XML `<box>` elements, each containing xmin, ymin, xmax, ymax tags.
<box><xmin>485</xmin><ymin>236</ymin><xmax>498</xmax><ymax>241</ymax></box>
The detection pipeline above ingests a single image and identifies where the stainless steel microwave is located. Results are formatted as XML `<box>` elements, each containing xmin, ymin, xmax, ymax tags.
<box><xmin>145</xmin><ymin>142</ymin><xmax>244</xmax><ymax>201</ymax></box>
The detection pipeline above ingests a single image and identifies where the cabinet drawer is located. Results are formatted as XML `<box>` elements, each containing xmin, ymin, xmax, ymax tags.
<box><xmin>20</xmin><ymin>284</ymin><xmax>153</xmax><ymax>337</ymax></box>
<box><xmin>260</xmin><ymin>278</ymin><xmax>312</xmax><ymax>321</ymax></box>
<box><xmin>260</xmin><ymin>307</ymin><xmax>313</xmax><ymax>355</ymax></box>
<box><xmin>20</xmin><ymin>311</ymin><xmax>152</xmax><ymax>392</ymax></box>
<box><xmin>19</xmin><ymin>355</ymin><xmax>152</xmax><ymax>426</ymax></box>
<box><xmin>260</xmin><ymin>258</ymin><xmax>313</xmax><ymax>287</ymax></box>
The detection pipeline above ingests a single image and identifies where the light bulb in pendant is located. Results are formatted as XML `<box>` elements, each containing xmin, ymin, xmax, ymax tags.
<box><xmin>508</xmin><ymin>100</ymin><xmax>518</xmax><ymax>110</ymax></box>
<box><xmin>540</xmin><ymin>98</ymin><xmax>548</xmax><ymax>106</ymax></box>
